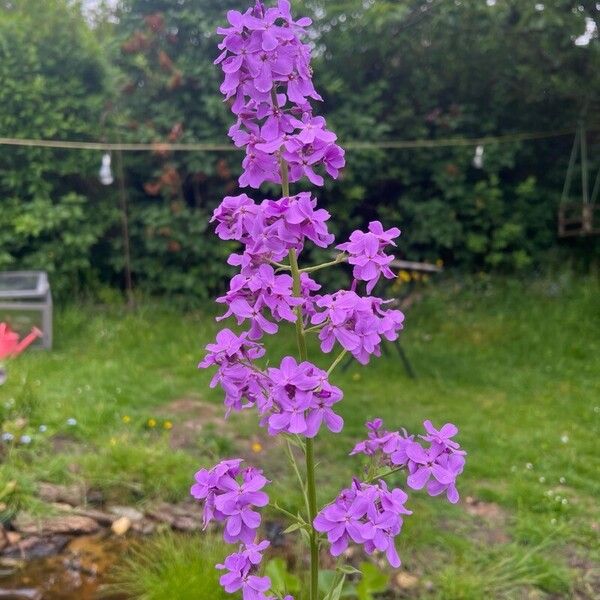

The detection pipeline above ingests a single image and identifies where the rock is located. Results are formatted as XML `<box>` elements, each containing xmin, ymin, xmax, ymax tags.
<box><xmin>146</xmin><ymin>502</ymin><xmax>201</xmax><ymax>532</ymax></box>
<box><xmin>111</xmin><ymin>517</ymin><xmax>131</xmax><ymax>536</ymax></box>
<box><xmin>395</xmin><ymin>572</ymin><xmax>419</xmax><ymax>590</ymax></box>
<box><xmin>131</xmin><ymin>519</ymin><xmax>156</xmax><ymax>535</ymax></box>
<box><xmin>86</xmin><ymin>488</ymin><xmax>104</xmax><ymax>505</ymax></box>
<box><xmin>72</xmin><ymin>508</ymin><xmax>115</xmax><ymax>526</ymax></box>
<box><xmin>172</xmin><ymin>516</ymin><xmax>201</xmax><ymax>532</ymax></box>
<box><xmin>50</xmin><ymin>502</ymin><xmax>74</xmax><ymax>512</ymax></box>
<box><xmin>38</xmin><ymin>482</ymin><xmax>85</xmax><ymax>507</ymax></box>
<box><xmin>12</xmin><ymin>514</ymin><xmax>100</xmax><ymax>535</ymax></box>
<box><xmin>6</xmin><ymin>533</ymin><xmax>20</xmax><ymax>545</ymax></box>
<box><xmin>109</xmin><ymin>506</ymin><xmax>144</xmax><ymax>522</ymax></box>
<box><xmin>0</xmin><ymin>590</ymin><xmax>42</xmax><ymax>600</ymax></box>
<box><xmin>2</xmin><ymin>535</ymin><xmax>69</xmax><ymax>559</ymax></box>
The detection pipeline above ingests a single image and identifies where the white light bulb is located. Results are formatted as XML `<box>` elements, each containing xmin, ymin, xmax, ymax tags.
<box><xmin>99</xmin><ymin>153</ymin><xmax>114</xmax><ymax>185</ymax></box>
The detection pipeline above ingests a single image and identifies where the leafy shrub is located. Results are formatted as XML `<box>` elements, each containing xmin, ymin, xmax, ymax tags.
<box><xmin>0</xmin><ymin>0</ymin><xmax>115</xmax><ymax>298</ymax></box>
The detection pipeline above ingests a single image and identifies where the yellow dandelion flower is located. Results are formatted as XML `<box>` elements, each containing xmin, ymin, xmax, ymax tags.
<box><xmin>147</xmin><ymin>418</ymin><xmax>157</xmax><ymax>428</ymax></box>
<box><xmin>435</xmin><ymin>258</ymin><xmax>444</xmax><ymax>268</ymax></box>
<box><xmin>251</xmin><ymin>441</ymin><xmax>263</xmax><ymax>454</ymax></box>
<box><xmin>399</xmin><ymin>270</ymin><xmax>411</xmax><ymax>283</ymax></box>
<box><xmin>163</xmin><ymin>420</ymin><xmax>173</xmax><ymax>430</ymax></box>
<box><xmin>110</xmin><ymin>437</ymin><xmax>118</xmax><ymax>446</ymax></box>
<box><xmin>122</xmin><ymin>415</ymin><xmax>131</xmax><ymax>424</ymax></box>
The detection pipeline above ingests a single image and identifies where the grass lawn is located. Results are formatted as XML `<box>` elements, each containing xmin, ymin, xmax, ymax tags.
<box><xmin>1</xmin><ymin>274</ymin><xmax>598</xmax><ymax>598</ymax></box>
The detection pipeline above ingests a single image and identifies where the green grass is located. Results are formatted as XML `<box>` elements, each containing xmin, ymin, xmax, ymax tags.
<box><xmin>103</xmin><ymin>533</ymin><xmax>230</xmax><ymax>600</ymax></box>
<box><xmin>1</xmin><ymin>274</ymin><xmax>598</xmax><ymax>598</ymax></box>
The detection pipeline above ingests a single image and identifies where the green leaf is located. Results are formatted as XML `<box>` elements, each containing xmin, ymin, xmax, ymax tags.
<box><xmin>323</xmin><ymin>574</ymin><xmax>346</xmax><ymax>600</ymax></box>
<box><xmin>264</xmin><ymin>558</ymin><xmax>301</xmax><ymax>596</ymax></box>
<box><xmin>356</xmin><ymin>562</ymin><xmax>390</xmax><ymax>600</ymax></box>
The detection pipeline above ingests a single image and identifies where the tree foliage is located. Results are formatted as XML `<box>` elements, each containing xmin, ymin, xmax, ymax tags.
<box><xmin>0</xmin><ymin>0</ymin><xmax>114</xmax><ymax>295</ymax></box>
<box><xmin>1</xmin><ymin>0</ymin><xmax>598</xmax><ymax>298</ymax></box>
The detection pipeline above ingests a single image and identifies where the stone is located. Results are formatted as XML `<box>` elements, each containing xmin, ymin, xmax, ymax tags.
<box><xmin>37</xmin><ymin>482</ymin><xmax>85</xmax><ymax>507</ymax></box>
<box><xmin>146</xmin><ymin>502</ymin><xmax>201</xmax><ymax>531</ymax></box>
<box><xmin>111</xmin><ymin>517</ymin><xmax>131</xmax><ymax>536</ymax></box>
<box><xmin>6</xmin><ymin>533</ymin><xmax>20</xmax><ymax>545</ymax></box>
<box><xmin>2</xmin><ymin>535</ymin><xmax>69</xmax><ymax>560</ymax></box>
<box><xmin>395</xmin><ymin>572</ymin><xmax>419</xmax><ymax>590</ymax></box>
<box><xmin>0</xmin><ymin>590</ymin><xmax>42</xmax><ymax>600</ymax></box>
<box><xmin>131</xmin><ymin>519</ymin><xmax>156</xmax><ymax>535</ymax></box>
<box><xmin>72</xmin><ymin>508</ymin><xmax>116</xmax><ymax>526</ymax></box>
<box><xmin>108</xmin><ymin>506</ymin><xmax>144</xmax><ymax>522</ymax></box>
<box><xmin>12</xmin><ymin>514</ymin><xmax>100</xmax><ymax>535</ymax></box>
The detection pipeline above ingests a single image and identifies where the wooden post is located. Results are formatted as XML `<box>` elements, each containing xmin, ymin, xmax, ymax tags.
<box><xmin>115</xmin><ymin>149</ymin><xmax>135</xmax><ymax>308</ymax></box>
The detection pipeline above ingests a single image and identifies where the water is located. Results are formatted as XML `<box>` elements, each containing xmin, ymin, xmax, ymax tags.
<box><xmin>0</xmin><ymin>534</ymin><xmax>129</xmax><ymax>599</ymax></box>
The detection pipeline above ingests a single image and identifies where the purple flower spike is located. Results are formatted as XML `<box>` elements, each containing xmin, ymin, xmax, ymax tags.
<box><xmin>216</xmin><ymin>0</ymin><xmax>344</xmax><ymax>189</ymax></box>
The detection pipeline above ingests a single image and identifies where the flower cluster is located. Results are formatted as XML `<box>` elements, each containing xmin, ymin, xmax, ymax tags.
<box><xmin>215</xmin><ymin>1</ymin><xmax>345</xmax><ymax>188</ymax></box>
<box><xmin>264</xmin><ymin>356</ymin><xmax>343</xmax><ymax>437</ymax></box>
<box><xmin>314</xmin><ymin>479</ymin><xmax>411</xmax><ymax>568</ymax></box>
<box><xmin>351</xmin><ymin>419</ymin><xmax>466</xmax><ymax>504</ymax></box>
<box><xmin>311</xmin><ymin>291</ymin><xmax>405</xmax><ymax>364</ymax></box>
<box><xmin>190</xmin><ymin>459</ymin><xmax>269</xmax><ymax>542</ymax></box>
<box><xmin>336</xmin><ymin>221</ymin><xmax>401</xmax><ymax>293</ymax></box>
<box><xmin>218</xmin><ymin>541</ymin><xmax>294</xmax><ymax>600</ymax></box>
<box><xmin>201</xmin><ymin>334</ymin><xmax>344</xmax><ymax>438</ymax></box>
<box><xmin>212</xmin><ymin>192</ymin><xmax>334</xmax><ymax>276</ymax></box>
<box><xmin>191</xmin><ymin>460</ymin><xmax>287</xmax><ymax>600</ymax></box>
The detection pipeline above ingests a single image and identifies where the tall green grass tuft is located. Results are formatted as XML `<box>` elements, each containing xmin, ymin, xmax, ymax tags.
<box><xmin>103</xmin><ymin>533</ymin><xmax>229</xmax><ymax>600</ymax></box>
<box><xmin>435</xmin><ymin>538</ymin><xmax>572</xmax><ymax>599</ymax></box>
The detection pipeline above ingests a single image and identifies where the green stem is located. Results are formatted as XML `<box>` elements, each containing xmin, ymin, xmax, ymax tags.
<box><xmin>366</xmin><ymin>466</ymin><xmax>405</xmax><ymax>484</ymax></box>
<box><xmin>300</xmin><ymin>253</ymin><xmax>347</xmax><ymax>274</ymax></box>
<box><xmin>289</xmin><ymin>247</ymin><xmax>319</xmax><ymax>600</ymax></box>
<box><xmin>303</xmin><ymin>323</ymin><xmax>326</xmax><ymax>335</ymax></box>
<box><xmin>327</xmin><ymin>349</ymin><xmax>348</xmax><ymax>376</ymax></box>
<box><xmin>273</xmin><ymin>83</ymin><xmax>318</xmax><ymax>597</ymax></box>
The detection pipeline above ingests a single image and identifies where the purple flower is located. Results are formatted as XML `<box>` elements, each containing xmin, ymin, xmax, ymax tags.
<box><xmin>265</xmin><ymin>357</ymin><xmax>343</xmax><ymax>437</ymax></box>
<box><xmin>211</xmin><ymin>194</ymin><xmax>260</xmax><ymax>242</ymax></box>
<box><xmin>215</xmin><ymin>0</ymin><xmax>345</xmax><ymax>189</ymax></box>
<box><xmin>349</xmin><ymin>419</ymin><xmax>466</xmax><ymax>506</ymax></box>
<box><xmin>337</xmin><ymin>221</ymin><xmax>401</xmax><ymax>293</ymax></box>
<box><xmin>217</xmin><ymin>551</ymin><xmax>272</xmax><ymax>599</ymax></box>
<box><xmin>315</xmin><ymin>479</ymin><xmax>411</xmax><ymax>567</ymax></box>
<box><xmin>191</xmin><ymin>460</ymin><xmax>269</xmax><ymax>543</ymax></box>
<box><xmin>426</xmin><ymin>452</ymin><xmax>465</xmax><ymax>504</ymax></box>
<box><xmin>199</xmin><ymin>328</ymin><xmax>265</xmax><ymax>370</ymax></box>
<box><xmin>311</xmin><ymin>291</ymin><xmax>404</xmax><ymax>364</ymax></box>
<box><xmin>420</xmin><ymin>419</ymin><xmax>461</xmax><ymax>451</ymax></box>
<box><xmin>313</xmin><ymin>485</ymin><xmax>373</xmax><ymax>556</ymax></box>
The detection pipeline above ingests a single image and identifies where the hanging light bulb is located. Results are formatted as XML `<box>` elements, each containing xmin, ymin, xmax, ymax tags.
<box><xmin>99</xmin><ymin>153</ymin><xmax>114</xmax><ymax>185</ymax></box>
<box><xmin>472</xmin><ymin>145</ymin><xmax>485</xmax><ymax>169</ymax></box>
